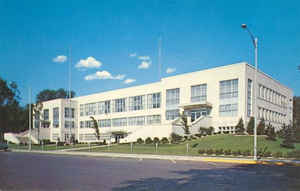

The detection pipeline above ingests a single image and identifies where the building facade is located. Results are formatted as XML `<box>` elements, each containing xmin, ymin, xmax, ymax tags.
<box><xmin>35</xmin><ymin>62</ymin><xmax>293</xmax><ymax>143</ymax></box>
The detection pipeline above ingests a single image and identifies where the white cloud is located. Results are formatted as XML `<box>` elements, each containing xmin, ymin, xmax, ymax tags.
<box><xmin>53</xmin><ymin>55</ymin><xmax>67</xmax><ymax>63</ymax></box>
<box><xmin>84</xmin><ymin>70</ymin><xmax>125</xmax><ymax>81</ymax></box>
<box><xmin>76</xmin><ymin>56</ymin><xmax>102</xmax><ymax>69</ymax></box>
<box><xmin>138</xmin><ymin>56</ymin><xmax>150</xmax><ymax>60</ymax></box>
<box><xmin>166</xmin><ymin>67</ymin><xmax>176</xmax><ymax>74</ymax></box>
<box><xmin>129</xmin><ymin>53</ymin><xmax>137</xmax><ymax>57</ymax></box>
<box><xmin>124</xmin><ymin>78</ymin><xmax>136</xmax><ymax>84</ymax></box>
<box><xmin>138</xmin><ymin>61</ymin><xmax>151</xmax><ymax>69</ymax></box>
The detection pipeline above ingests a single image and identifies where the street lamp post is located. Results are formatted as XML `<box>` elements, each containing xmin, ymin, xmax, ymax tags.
<box><xmin>241</xmin><ymin>24</ymin><xmax>258</xmax><ymax>161</ymax></box>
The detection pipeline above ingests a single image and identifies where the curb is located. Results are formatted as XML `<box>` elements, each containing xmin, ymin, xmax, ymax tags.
<box><xmin>11</xmin><ymin>149</ymin><xmax>300</xmax><ymax>166</ymax></box>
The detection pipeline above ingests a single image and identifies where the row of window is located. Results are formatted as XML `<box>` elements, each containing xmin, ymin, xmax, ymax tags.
<box><xmin>79</xmin><ymin>93</ymin><xmax>161</xmax><ymax>116</ymax></box>
<box><xmin>258</xmin><ymin>84</ymin><xmax>287</xmax><ymax>108</ymax></box>
<box><xmin>79</xmin><ymin>115</ymin><xmax>162</xmax><ymax>128</ymax></box>
<box><xmin>258</xmin><ymin>107</ymin><xmax>286</xmax><ymax>124</ymax></box>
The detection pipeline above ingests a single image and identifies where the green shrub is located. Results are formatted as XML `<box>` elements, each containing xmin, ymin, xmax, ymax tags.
<box><xmin>242</xmin><ymin>149</ymin><xmax>251</xmax><ymax>156</ymax></box>
<box><xmin>273</xmin><ymin>151</ymin><xmax>283</xmax><ymax>158</ymax></box>
<box><xmin>280</xmin><ymin>127</ymin><xmax>295</xmax><ymax>149</ymax></box>
<box><xmin>206</xmin><ymin>148</ymin><xmax>214</xmax><ymax>155</ymax></box>
<box><xmin>235</xmin><ymin>118</ymin><xmax>245</xmax><ymax>135</ymax></box>
<box><xmin>42</xmin><ymin>139</ymin><xmax>51</xmax><ymax>145</ymax></box>
<box><xmin>265</xmin><ymin>124</ymin><xmax>277</xmax><ymax>141</ymax></box>
<box><xmin>237</xmin><ymin>149</ymin><xmax>242</xmax><ymax>156</ymax></box>
<box><xmin>161</xmin><ymin>137</ymin><xmax>169</xmax><ymax>144</ymax></box>
<box><xmin>170</xmin><ymin>133</ymin><xmax>182</xmax><ymax>143</ymax></box>
<box><xmin>224</xmin><ymin>149</ymin><xmax>232</xmax><ymax>155</ymax></box>
<box><xmin>257</xmin><ymin>118</ymin><xmax>266</xmax><ymax>135</ymax></box>
<box><xmin>215</xmin><ymin>148</ymin><xmax>224</xmax><ymax>155</ymax></box>
<box><xmin>247</xmin><ymin>117</ymin><xmax>254</xmax><ymax>135</ymax></box>
<box><xmin>136</xmin><ymin>138</ymin><xmax>144</xmax><ymax>144</ymax></box>
<box><xmin>286</xmin><ymin>150</ymin><xmax>300</xmax><ymax>159</ymax></box>
<box><xmin>263</xmin><ymin>151</ymin><xmax>272</xmax><ymax>157</ymax></box>
<box><xmin>153</xmin><ymin>137</ymin><xmax>160</xmax><ymax>144</ymax></box>
<box><xmin>198</xmin><ymin>149</ymin><xmax>205</xmax><ymax>154</ymax></box>
<box><xmin>232</xmin><ymin>150</ymin><xmax>239</xmax><ymax>156</ymax></box>
<box><xmin>145</xmin><ymin>137</ymin><xmax>153</xmax><ymax>144</ymax></box>
<box><xmin>192</xmin><ymin>143</ymin><xmax>199</xmax><ymax>148</ymax></box>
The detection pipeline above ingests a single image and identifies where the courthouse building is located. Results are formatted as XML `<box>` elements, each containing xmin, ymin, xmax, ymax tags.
<box><xmin>36</xmin><ymin>62</ymin><xmax>293</xmax><ymax>143</ymax></box>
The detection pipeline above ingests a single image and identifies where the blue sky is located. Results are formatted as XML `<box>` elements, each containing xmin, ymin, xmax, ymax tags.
<box><xmin>0</xmin><ymin>0</ymin><xmax>299</xmax><ymax>105</ymax></box>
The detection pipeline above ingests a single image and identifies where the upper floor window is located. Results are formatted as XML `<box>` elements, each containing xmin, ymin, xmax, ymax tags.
<box><xmin>147</xmin><ymin>93</ymin><xmax>161</xmax><ymax>109</ymax></box>
<box><xmin>166</xmin><ymin>88</ymin><xmax>180</xmax><ymax>108</ymax></box>
<box><xmin>191</xmin><ymin>84</ymin><xmax>207</xmax><ymax>102</ymax></box>
<box><xmin>43</xmin><ymin>109</ymin><xmax>49</xmax><ymax>121</ymax></box>
<box><xmin>113</xmin><ymin>98</ymin><xmax>127</xmax><ymax>113</ymax></box>
<box><xmin>129</xmin><ymin>95</ymin><xmax>145</xmax><ymax>111</ymax></box>
<box><xmin>219</xmin><ymin>79</ymin><xmax>238</xmax><ymax>99</ymax></box>
<box><xmin>247</xmin><ymin>79</ymin><xmax>252</xmax><ymax>117</ymax></box>
<box><xmin>53</xmin><ymin>107</ymin><xmax>59</xmax><ymax>128</ymax></box>
<box><xmin>64</xmin><ymin>107</ymin><xmax>75</xmax><ymax>118</ymax></box>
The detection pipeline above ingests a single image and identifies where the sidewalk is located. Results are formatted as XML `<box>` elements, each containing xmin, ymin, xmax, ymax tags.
<box><xmin>11</xmin><ymin>149</ymin><xmax>300</xmax><ymax>166</ymax></box>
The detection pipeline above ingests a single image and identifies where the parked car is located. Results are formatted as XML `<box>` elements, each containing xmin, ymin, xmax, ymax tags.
<box><xmin>0</xmin><ymin>143</ymin><xmax>8</xmax><ymax>151</ymax></box>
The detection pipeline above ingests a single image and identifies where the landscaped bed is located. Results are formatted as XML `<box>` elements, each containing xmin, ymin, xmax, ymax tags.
<box><xmin>79</xmin><ymin>135</ymin><xmax>300</xmax><ymax>158</ymax></box>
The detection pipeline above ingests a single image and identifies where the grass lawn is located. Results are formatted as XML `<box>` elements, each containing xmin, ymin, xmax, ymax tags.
<box><xmin>83</xmin><ymin>135</ymin><xmax>300</xmax><ymax>157</ymax></box>
<box><xmin>8</xmin><ymin>143</ymin><xmax>94</xmax><ymax>151</ymax></box>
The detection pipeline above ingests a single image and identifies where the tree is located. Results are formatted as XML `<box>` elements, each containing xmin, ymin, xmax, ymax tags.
<box><xmin>174</xmin><ymin>113</ymin><xmax>191</xmax><ymax>139</ymax></box>
<box><xmin>280</xmin><ymin>125</ymin><xmax>295</xmax><ymax>149</ymax></box>
<box><xmin>257</xmin><ymin>118</ymin><xmax>265</xmax><ymax>135</ymax></box>
<box><xmin>235</xmin><ymin>118</ymin><xmax>245</xmax><ymax>135</ymax></box>
<box><xmin>265</xmin><ymin>123</ymin><xmax>276</xmax><ymax>141</ymax></box>
<box><xmin>36</xmin><ymin>89</ymin><xmax>75</xmax><ymax>103</ymax></box>
<box><xmin>0</xmin><ymin>77</ymin><xmax>21</xmax><ymax>141</ymax></box>
<box><xmin>293</xmin><ymin>96</ymin><xmax>300</xmax><ymax>127</ymax></box>
<box><xmin>90</xmin><ymin>116</ymin><xmax>100</xmax><ymax>141</ymax></box>
<box><xmin>246</xmin><ymin>117</ymin><xmax>254</xmax><ymax>135</ymax></box>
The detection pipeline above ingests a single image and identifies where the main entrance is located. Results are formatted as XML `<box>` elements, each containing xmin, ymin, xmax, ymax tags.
<box><xmin>190</xmin><ymin>109</ymin><xmax>208</xmax><ymax>122</ymax></box>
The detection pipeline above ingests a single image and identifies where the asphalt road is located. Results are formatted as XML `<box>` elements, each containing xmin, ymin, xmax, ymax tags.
<box><xmin>1</xmin><ymin>152</ymin><xmax>300</xmax><ymax>191</ymax></box>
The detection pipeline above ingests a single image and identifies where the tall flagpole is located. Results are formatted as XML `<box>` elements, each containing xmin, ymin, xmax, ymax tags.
<box><xmin>158</xmin><ymin>36</ymin><xmax>162</xmax><ymax>80</ymax></box>
<box><xmin>68</xmin><ymin>47</ymin><xmax>72</xmax><ymax>144</ymax></box>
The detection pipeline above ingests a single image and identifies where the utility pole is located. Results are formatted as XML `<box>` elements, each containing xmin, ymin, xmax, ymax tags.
<box><xmin>158</xmin><ymin>36</ymin><xmax>162</xmax><ymax>80</ymax></box>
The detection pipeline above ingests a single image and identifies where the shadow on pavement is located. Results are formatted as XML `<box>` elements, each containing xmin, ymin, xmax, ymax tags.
<box><xmin>112</xmin><ymin>164</ymin><xmax>300</xmax><ymax>191</ymax></box>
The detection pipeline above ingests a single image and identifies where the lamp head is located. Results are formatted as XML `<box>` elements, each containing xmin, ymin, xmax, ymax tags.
<box><xmin>241</xmin><ymin>24</ymin><xmax>247</xmax><ymax>29</ymax></box>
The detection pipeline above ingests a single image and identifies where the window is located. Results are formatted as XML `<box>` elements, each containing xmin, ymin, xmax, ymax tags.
<box><xmin>147</xmin><ymin>93</ymin><xmax>161</xmax><ymax>109</ymax></box>
<box><xmin>166</xmin><ymin>88</ymin><xmax>180</xmax><ymax>109</ymax></box>
<box><xmin>113</xmin><ymin>98</ymin><xmax>126</xmax><ymax>112</ymax></box>
<box><xmin>105</xmin><ymin>101</ymin><xmax>110</xmax><ymax>114</ymax></box>
<box><xmin>80</xmin><ymin>104</ymin><xmax>84</xmax><ymax>116</ymax></box>
<box><xmin>112</xmin><ymin>118</ymin><xmax>127</xmax><ymax>127</ymax></box>
<box><xmin>247</xmin><ymin>79</ymin><xmax>252</xmax><ymax>117</ymax></box>
<box><xmin>98</xmin><ymin>119</ymin><xmax>111</xmax><ymax>128</ymax></box>
<box><xmin>53</xmin><ymin>107</ymin><xmax>59</xmax><ymax>128</ymax></box>
<box><xmin>191</xmin><ymin>84</ymin><xmax>207</xmax><ymax>102</ymax></box>
<box><xmin>43</xmin><ymin>109</ymin><xmax>49</xmax><ymax>121</ymax></box>
<box><xmin>80</xmin><ymin>121</ymin><xmax>84</xmax><ymax>128</ymax></box>
<box><xmin>64</xmin><ymin>107</ymin><xmax>74</xmax><ymax>118</ymax></box>
<box><xmin>147</xmin><ymin>115</ymin><xmax>161</xmax><ymax>125</ymax></box>
<box><xmin>129</xmin><ymin>95</ymin><xmax>145</xmax><ymax>111</ymax></box>
<box><xmin>128</xmin><ymin>116</ymin><xmax>145</xmax><ymax>126</ymax></box>
<box><xmin>65</xmin><ymin>121</ymin><xmax>74</xmax><ymax>128</ymax></box>
<box><xmin>219</xmin><ymin>104</ymin><xmax>238</xmax><ymax>117</ymax></box>
<box><xmin>219</xmin><ymin>79</ymin><xmax>238</xmax><ymax>99</ymax></box>
<box><xmin>166</xmin><ymin>109</ymin><xmax>179</xmax><ymax>120</ymax></box>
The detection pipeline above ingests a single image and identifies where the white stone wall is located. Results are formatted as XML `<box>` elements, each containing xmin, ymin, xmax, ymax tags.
<box><xmin>36</xmin><ymin>62</ymin><xmax>293</xmax><ymax>143</ymax></box>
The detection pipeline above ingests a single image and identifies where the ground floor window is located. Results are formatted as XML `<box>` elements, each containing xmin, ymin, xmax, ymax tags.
<box><xmin>166</xmin><ymin>109</ymin><xmax>179</xmax><ymax>120</ymax></box>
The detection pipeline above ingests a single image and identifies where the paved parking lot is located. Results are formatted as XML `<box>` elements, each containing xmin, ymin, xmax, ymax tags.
<box><xmin>1</xmin><ymin>152</ymin><xmax>300</xmax><ymax>191</ymax></box>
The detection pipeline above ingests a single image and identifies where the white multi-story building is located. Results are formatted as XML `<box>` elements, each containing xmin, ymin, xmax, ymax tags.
<box><xmin>35</xmin><ymin>62</ymin><xmax>293</xmax><ymax>143</ymax></box>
